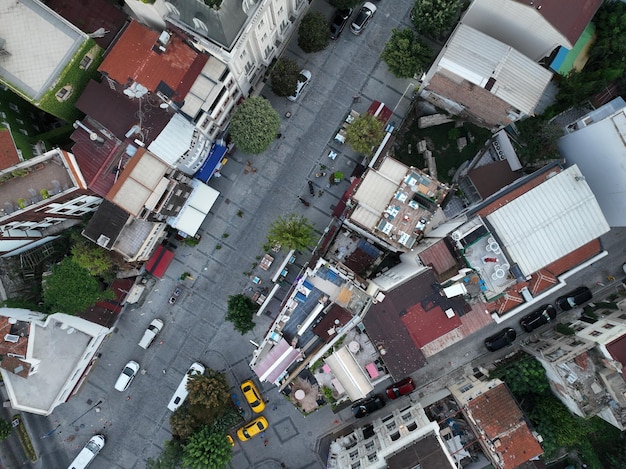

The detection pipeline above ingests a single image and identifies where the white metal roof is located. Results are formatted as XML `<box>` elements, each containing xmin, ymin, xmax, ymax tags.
<box><xmin>487</xmin><ymin>165</ymin><xmax>609</xmax><ymax>275</ymax></box>
<box><xmin>440</xmin><ymin>24</ymin><xmax>553</xmax><ymax>114</ymax></box>
<box><xmin>148</xmin><ymin>114</ymin><xmax>195</xmax><ymax>166</ymax></box>
<box><xmin>350</xmin><ymin>171</ymin><xmax>398</xmax><ymax>229</ymax></box>
<box><xmin>325</xmin><ymin>346</ymin><xmax>373</xmax><ymax>401</ymax></box>
<box><xmin>558</xmin><ymin>104</ymin><xmax>626</xmax><ymax>227</ymax></box>
<box><xmin>167</xmin><ymin>179</ymin><xmax>218</xmax><ymax>236</ymax></box>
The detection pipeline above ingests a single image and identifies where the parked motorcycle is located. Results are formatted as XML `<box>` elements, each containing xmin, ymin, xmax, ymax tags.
<box><xmin>298</xmin><ymin>196</ymin><xmax>310</xmax><ymax>207</ymax></box>
<box><xmin>315</xmin><ymin>172</ymin><xmax>327</xmax><ymax>178</ymax></box>
<box><xmin>308</xmin><ymin>180</ymin><xmax>315</xmax><ymax>196</ymax></box>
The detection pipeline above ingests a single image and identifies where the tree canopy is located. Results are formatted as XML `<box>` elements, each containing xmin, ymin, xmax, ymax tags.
<box><xmin>70</xmin><ymin>240</ymin><xmax>116</xmax><ymax>278</ymax></box>
<box><xmin>381</xmin><ymin>28</ymin><xmax>432</xmax><ymax>78</ymax></box>
<box><xmin>329</xmin><ymin>0</ymin><xmax>360</xmax><ymax>8</ymax></box>
<box><xmin>298</xmin><ymin>11</ymin><xmax>330</xmax><ymax>53</ymax></box>
<box><xmin>412</xmin><ymin>0</ymin><xmax>460</xmax><ymax>39</ymax></box>
<box><xmin>230</xmin><ymin>97</ymin><xmax>280</xmax><ymax>154</ymax></box>
<box><xmin>182</xmin><ymin>424</ymin><xmax>232</xmax><ymax>469</ymax></box>
<box><xmin>269</xmin><ymin>58</ymin><xmax>301</xmax><ymax>97</ymax></box>
<box><xmin>267</xmin><ymin>213</ymin><xmax>316</xmax><ymax>251</ymax></box>
<box><xmin>43</xmin><ymin>258</ymin><xmax>114</xmax><ymax>315</ymax></box>
<box><xmin>225</xmin><ymin>294</ymin><xmax>256</xmax><ymax>334</ymax></box>
<box><xmin>0</xmin><ymin>419</ymin><xmax>11</xmax><ymax>441</ymax></box>
<box><xmin>345</xmin><ymin>113</ymin><xmax>385</xmax><ymax>155</ymax></box>
<box><xmin>146</xmin><ymin>440</ymin><xmax>184</xmax><ymax>469</ymax></box>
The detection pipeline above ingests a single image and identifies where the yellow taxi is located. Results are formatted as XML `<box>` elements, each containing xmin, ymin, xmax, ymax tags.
<box><xmin>237</xmin><ymin>416</ymin><xmax>269</xmax><ymax>441</ymax></box>
<box><xmin>241</xmin><ymin>380</ymin><xmax>265</xmax><ymax>413</ymax></box>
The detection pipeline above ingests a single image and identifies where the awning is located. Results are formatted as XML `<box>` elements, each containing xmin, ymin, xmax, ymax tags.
<box><xmin>252</xmin><ymin>338</ymin><xmax>300</xmax><ymax>384</ymax></box>
<box><xmin>144</xmin><ymin>245</ymin><xmax>175</xmax><ymax>278</ymax></box>
<box><xmin>325</xmin><ymin>346</ymin><xmax>373</xmax><ymax>401</ymax></box>
<box><xmin>167</xmin><ymin>179</ymin><xmax>219</xmax><ymax>237</ymax></box>
<box><xmin>195</xmin><ymin>142</ymin><xmax>227</xmax><ymax>183</ymax></box>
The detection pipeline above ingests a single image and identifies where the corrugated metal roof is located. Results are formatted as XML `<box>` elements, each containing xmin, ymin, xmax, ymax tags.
<box><xmin>350</xmin><ymin>171</ymin><xmax>397</xmax><ymax>229</ymax></box>
<box><xmin>440</xmin><ymin>24</ymin><xmax>553</xmax><ymax>114</ymax></box>
<box><xmin>167</xmin><ymin>179</ymin><xmax>218</xmax><ymax>236</ymax></box>
<box><xmin>147</xmin><ymin>114</ymin><xmax>195</xmax><ymax>166</ymax></box>
<box><xmin>377</xmin><ymin>157</ymin><xmax>407</xmax><ymax>184</ymax></box>
<box><xmin>487</xmin><ymin>165</ymin><xmax>609</xmax><ymax>275</ymax></box>
<box><xmin>325</xmin><ymin>346</ymin><xmax>373</xmax><ymax>401</ymax></box>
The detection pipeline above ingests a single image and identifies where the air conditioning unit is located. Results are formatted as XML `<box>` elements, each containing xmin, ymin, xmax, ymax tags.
<box><xmin>4</xmin><ymin>334</ymin><xmax>19</xmax><ymax>343</ymax></box>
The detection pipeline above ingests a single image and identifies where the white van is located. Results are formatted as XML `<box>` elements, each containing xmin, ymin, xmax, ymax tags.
<box><xmin>167</xmin><ymin>362</ymin><xmax>205</xmax><ymax>411</ymax></box>
<box><xmin>67</xmin><ymin>434</ymin><xmax>105</xmax><ymax>469</ymax></box>
<box><xmin>138</xmin><ymin>318</ymin><xmax>164</xmax><ymax>349</ymax></box>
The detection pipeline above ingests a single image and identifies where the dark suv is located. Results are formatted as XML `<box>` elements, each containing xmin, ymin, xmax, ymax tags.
<box><xmin>555</xmin><ymin>286</ymin><xmax>592</xmax><ymax>311</ymax></box>
<box><xmin>519</xmin><ymin>304</ymin><xmax>557</xmax><ymax>332</ymax></box>
<box><xmin>484</xmin><ymin>327</ymin><xmax>516</xmax><ymax>352</ymax></box>
<box><xmin>351</xmin><ymin>394</ymin><xmax>385</xmax><ymax>418</ymax></box>
<box><xmin>330</xmin><ymin>8</ymin><xmax>352</xmax><ymax>40</ymax></box>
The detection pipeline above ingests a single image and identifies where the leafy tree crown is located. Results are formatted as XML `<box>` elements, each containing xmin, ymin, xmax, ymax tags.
<box><xmin>230</xmin><ymin>97</ymin><xmax>280</xmax><ymax>154</ymax></box>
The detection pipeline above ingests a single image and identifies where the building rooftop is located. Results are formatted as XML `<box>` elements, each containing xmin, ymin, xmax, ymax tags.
<box><xmin>0</xmin><ymin>0</ymin><xmax>86</xmax><ymax>100</ymax></box>
<box><xmin>0</xmin><ymin>129</ymin><xmax>20</xmax><ymax>171</ymax></box>
<box><xmin>99</xmin><ymin>20</ymin><xmax>208</xmax><ymax>103</ymax></box>
<box><xmin>82</xmin><ymin>199</ymin><xmax>130</xmax><ymax>249</ymax></box>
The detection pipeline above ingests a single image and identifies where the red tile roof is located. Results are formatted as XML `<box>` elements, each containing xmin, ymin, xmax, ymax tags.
<box><xmin>401</xmin><ymin>303</ymin><xmax>462</xmax><ymax>348</ymax></box>
<box><xmin>513</xmin><ymin>0</ymin><xmax>602</xmax><ymax>46</ymax></box>
<box><xmin>606</xmin><ymin>335</ymin><xmax>626</xmax><ymax>381</ymax></box>
<box><xmin>467</xmin><ymin>383</ymin><xmax>543</xmax><ymax>469</ymax></box>
<box><xmin>79</xmin><ymin>278</ymin><xmax>135</xmax><ymax>328</ymax></box>
<box><xmin>543</xmin><ymin>239</ymin><xmax>602</xmax><ymax>276</ymax></box>
<box><xmin>0</xmin><ymin>129</ymin><xmax>20</xmax><ymax>170</ymax></box>
<box><xmin>418</xmin><ymin>239</ymin><xmax>459</xmax><ymax>278</ymax></box>
<box><xmin>99</xmin><ymin>21</ymin><xmax>207</xmax><ymax>102</ymax></box>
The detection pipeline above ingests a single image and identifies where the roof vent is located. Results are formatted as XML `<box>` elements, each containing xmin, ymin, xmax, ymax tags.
<box><xmin>158</xmin><ymin>31</ymin><xmax>171</xmax><ymax>47</ymax></box>
<box><xmin>4</xmin><ymin>334</ymin><xmax>19</xmax><ymax>343</ymax></box>
<box><xmin>96</xmin><ymin>234</ymin><xmax>111</xmax><ymax>248</ymax></box>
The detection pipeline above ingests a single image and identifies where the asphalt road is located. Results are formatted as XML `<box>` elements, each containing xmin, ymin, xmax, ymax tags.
<box><xmin>4</xmin><ymin>0</ymin><xmax>626</xmax><ymax>468</ymax></box>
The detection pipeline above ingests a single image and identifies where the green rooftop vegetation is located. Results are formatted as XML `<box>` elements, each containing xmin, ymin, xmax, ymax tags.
<box><xmin>36</xmin><ymin>39</ymin><xmax>103</xmax><ymax>123</ymax></box>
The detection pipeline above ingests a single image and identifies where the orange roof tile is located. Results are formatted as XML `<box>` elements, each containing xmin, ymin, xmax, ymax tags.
<box><xmin>543</xmin><ymin>239</ymin><xmax>602</xmax><ymax>276</ymax></box>
<box><xmin>0</xmin><ymin>315</ymin><xmax>31</xmax><ymax>377</ymax></box>
<box><xmin>99</xmin><ymin>21</ymin><xmax>207</xmax><ymax>101</ymax></box>
<box><xmin>0</xmin><ymin>129</ymin><xmax>20</xmax><ymax>170</ymax></box>
<box><xmin>467</xmin><ymin>383</ymin><xmax>543</xmax><ymax>469</ymax></box>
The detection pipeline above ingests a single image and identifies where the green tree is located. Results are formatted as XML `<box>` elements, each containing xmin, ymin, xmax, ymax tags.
<box><xmin>269</xmin><ymin>58</ymin><xmax>301</xmax><ymax>97</ymax></box>
<box><xmin>225</xmin><ymin>294</ymin><xmax>256</xmax><ymax>334</ymax></box>
<box><xmin>0</xmin><ymin>419</ymin><xmax>11</xmax><ymax>441</ymax></box>
<box><xmin>146</xmin><ymin>440</ymin><xmax>184</xmax><ymax>469</ymax></box>
<box><xmin>43</xmin><ymin>258</ymin><xmax>115</xmax><ymax>315</ymax></box>
<box><xmin>298</xmin><ymin>11</ymin><xmax>330</xmax><ymax>53</ymax></box>
<box><xmin>182</xmin><ymin>424</ymin><xmax>232</xmax><ymax>469</ymax></box>
<box><xmin>513</xmin><ymin>117</ymin><xmax>562</xmax><ymax>167</ymax></box>
<box><xmin>412</xmin><ymin>0</ymin><xmax>460</xmax><ymax>39</ymax></box>
<box><xmin>230</xmin><ymin>97</ymin><xmax>280</xmax><ymax>154</ymax></box>
<box><xmin>170</xmin><ymin>406</ymin><xmax>202</xmax><ymax>440</ymax></box>
<box><xmin>71</xmin><ymin>240</ymin><xmax>116</xmax><ymax>278</ymax></box>
<box><xmin>381</xmin><ymin>28</ymin><xmax>432</xmax><ymax>78</ymax></box>
<box><xmin>187</xmin><ymin>371</ymin><xmax>230</xmax><ymax>410</ymax></box>
<box><xmin>329</xmin><ymin>0</ymin><xmax>360</xmax><ymax>8</ymax></box>
<box><xmin>491</xmin><ymin>353</ymin><xmax>550</xmax><ymax>396</ymax></box>
<box><xmin>345</xmin><ymin>113</ymin><xmax>385</xmax><ymax>155</ymax></box>
<box><xmin>267</xmin><ymin>213</ymin><xmax>316</xmax><ymax>251</ymax></box>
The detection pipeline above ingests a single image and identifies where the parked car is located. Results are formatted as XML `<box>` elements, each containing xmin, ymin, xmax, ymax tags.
<box><xmin>484</xmin><ymin>327</ymin><xmax>516</xmax><ymax>352</ymax></box>
<box><xmin>167</xmin><ymin>361</ymin><xmax>205</xmax><ymax>411</ymax></box>
<box><xmin>67</xmin><ymin>434</ymin><xmax>105</xmax><ymax>469</ymax></box>
<box><xmin>330</xmin><ymin>8</ymin><xmax>352</xmax><ymax>39</ymax></box>
<box><xmin>169</xmin><ymin>286</ymin><xmax>182</xmax><ymax>304</ymax></box>
<box><xmin>287</xmin><ymin>69</ymin><xmax>312</xmax><ymax>102</ymax></box>
<box><xmin>237</xmin><ymin>416</ymin><xmax>269</xmax><ymax>441</ymax></box>
<box><xmin>241</xmin><ymin>379</ymin><xmax>265</xmax><ymax>413</ymax></box>
<box><xmin>138</xmin><ymin>318</ymin><xmax>164</xmax><ymax>349</ymax></box>
<box><xmin>385</xmin><ymin>377</ymin><xmax>415</xmax><ymax>399</ymax></box>
<box><xmin>519</xmin><ymin>304</ymin><xmax>557</xmax><ymax>332</ymax></box>
<box><xmin>351</xmin><ymin>394</ymin><xmax>385</xmax><ymax>418</ymax></box>
<box><xmin>114</xmin><ymin>361</ymin><xmax>140</xmax><ymax>392</ymax></box>
<box><xmin>556</xmin><ymin>286</ymin><xmax>592</xmax><ymax>311</ymax></box>
<box><xmin>350</xmin><ymin>2</ymin><xmax>377</xmax><ymax>35</ymax></box>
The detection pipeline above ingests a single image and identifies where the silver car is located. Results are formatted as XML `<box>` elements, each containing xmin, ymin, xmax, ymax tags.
<box><xmin>287</xmin><ymin>70</ymin><xmax>312</xmax><ymax>102</ymax></box>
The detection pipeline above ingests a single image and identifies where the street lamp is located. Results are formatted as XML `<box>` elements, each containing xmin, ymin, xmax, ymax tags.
<box><xmin>41</xmin><ymin>399</ymin><xmax>103</xmax><ymax>439</ymax></box>
<box><xmin>392</xmin><ymin>83</ymin><xmax>417</xmax><ymax>116</ymax></box>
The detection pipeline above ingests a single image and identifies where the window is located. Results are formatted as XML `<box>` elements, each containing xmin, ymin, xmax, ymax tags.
<box><xmin>367</xmin><ymin>453</ymin><xmax>377</xmax><ymax>462</ymax></box>
<box><xmin>258</xmin><ymin>19</ymin><xmax>264</xmax><ymax>29</ymax></box>
<box><xmin>460</xmin><ymin>383</ymin><xmax>473</xmax><ymax>393</ymax></box>
<box><xmin>402</xmin><ymin>412</ymin><xmax>412</xmax><ymax>423</ymax></box>
<box><xmin>278</xmin><ymin>6</ymin><xmax>283</xmax><ymax>15</ymax></box>
<box><xmin>407</xmin><ymin>422</ymin><xmax>418</xmax><ymax>431</ymax></box>
<box><xmin>55</xmin><ymin>85</ymin><xmax>73</xmax><ymax>102</ymax></box>
<box><xmin>79</xmin><ymin>54</ymin><xmax>93</xmax><ymax>70</ymax></box>
<box><xmin>351</xmin><ymin>463</ymin><xmax>361</xmax><ymax>469</ymax></box>
<box><xmin>280</xmin><ymin>20</ymin><xmax>289</xmax><ymax>33</ymax></box>
<box><xmin>19</xmin><ymin>129</ymin><xmax>28</xmax><ymax>135</ymax></box>
<box><xmin>262</xmin><ymin>32</ymin><xmax>268</xmax><ymax>42</ymax></box>
<box><xmin>245</xmin><ymin>61</ymin><xmax>254</xmax><ymax>75</ymax></box>
<box><xmin>603</xmin><ymin>323</ymin><xmax>616</xmax><ymax>330</ymax></box>
<box><xmin>16</xmin><ymin>118</ymin><xmax>23</xmax><ymax>124</ymax></box>
<box><xmin>364</xmin><ymin>441</ymin><xmax>375</xmax><ymax>451</ymax></box>
<box><xmin>389</xmin><ymin>431</ymin><xmax>400</xmax><ymax>441</ymax></box>
<box><xmin>590</xmin><ymin>330</ymin><xmax>602</xmax><ymax>337</ymax></box>
<box><xmin>264</xmin><ymin>45</ymin><xmax>272</xmax><ymax>57</ymax></box>
<box><xmin>8</xmin><ymin>103</ymin><xmax>19</xmax><ymax>112</ymax></box>
<box><xmin>240</xmin><ymin>49</ymin><xmax>247</xmax><ymax>61</ymax></box>
<box><xmin>386</xmin><ymin>421</ymin><xmax>396</xmax><ymax>431</ymax></box>
<box><xmin>349</xmin><ymin>450</ymin><xmax>358</xmax><ymax>461</ymax></box>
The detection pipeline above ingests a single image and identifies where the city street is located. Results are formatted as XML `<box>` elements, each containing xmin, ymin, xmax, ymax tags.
<box><xmin>4</xmin><ymin>0</ymin><xmax>626</xmax><ymax>468</ymax></box>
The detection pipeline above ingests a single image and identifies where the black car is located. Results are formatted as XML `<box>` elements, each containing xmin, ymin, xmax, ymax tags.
<box><xmin>351</xmin><ymin>394</ymin><xmax>385</xmax><ymax>418</ymax></box>
<box><xmin>519</xmin><ymin>304</ymin><xmax>557</xmax><ymax>332</ymax></box>
<box><xmin>484</xmin><ymin>327</ymin><xmax>517</xmax><ymax>352</ymax></box>
<box><xmin>556</xmin><ymin>286</ymin><xmax>592</xmax><ymax>311</ymax></box>
<box><xmin>330</xmin><ymin>8</ymin><xmax>352</xmax><ymax>40</ymax></box>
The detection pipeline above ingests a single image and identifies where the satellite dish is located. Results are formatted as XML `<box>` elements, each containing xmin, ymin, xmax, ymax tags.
<box><xmin>124</xmin><ymin>82</ymin><xmax>148</xmax><ymax>99</ymax></box>
<box><xmin>159</xmin><ymin>103</ymin><xmax>169</xmax><ymax>109</ymax></box>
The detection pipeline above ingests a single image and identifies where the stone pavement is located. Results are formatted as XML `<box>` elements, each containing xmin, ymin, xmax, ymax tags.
<box><xmin>22</xmin><ymin>1</ymin><xmax>425</xmax><ymax>468</ymax></box>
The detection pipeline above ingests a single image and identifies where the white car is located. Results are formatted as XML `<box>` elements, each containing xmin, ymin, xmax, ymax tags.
<box><xmin>167</xmin><ymin>361</ymin><xmax>205</xmax><ymax>411</ymax></box>
<box><xmin>67</xmin><ymin>434</ymin><xmax>105</xmax><ymax>469</ymax></box>
<box><xmin>287</xmin><ymin>69</ymin><xmax>312</xmax><ymax>102</ymax></box>
<box><xmin>138</xmin><ymin>318</ymin><xmax>164</xmax><ymax>349</ymax></box>
<box><xmin>114</xmin><ymin>360</ymin><xmax>140</xmax><ymax>392</ymax></box>
<box><xmin>350</xmin><ymin>2</ymin><xmax>377</xmax><ymax>35</ymax></box>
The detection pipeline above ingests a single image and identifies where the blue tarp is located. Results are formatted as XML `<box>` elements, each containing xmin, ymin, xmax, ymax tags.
<box><xmin>195</xmin><ymin>143</ymin><xmax>227</xmax><ymax>183</ymax></box>
<box><xmin>549</xmin><ymin>46</ymin><xmax>568</xmax><ymax>72</ymax></box>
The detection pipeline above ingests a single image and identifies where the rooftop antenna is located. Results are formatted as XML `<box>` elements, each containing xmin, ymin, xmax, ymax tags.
<box><xmin>124</xmin><ymin>83</ymin><xmax>149</xmax><ymax>143</ymax></box>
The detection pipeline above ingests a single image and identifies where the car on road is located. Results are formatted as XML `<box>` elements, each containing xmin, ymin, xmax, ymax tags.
<box><xmin>169</xmin><ymin>286</ymin><xmax>182</xmax><ymax>304</ymax></box>
<box><xmin>237</xmin><ymin>416</ymin><xmax>269</xmax><ymax>441</ymax></box>
<box><xmin>167</xmin><ymin>361</ymin><xmax>205</xmax><ymax>411</ymax></box>
<box><xmin>138</xmin><ymin>318</ymin><xmax>164</xmax><ymax>349</ymax></box>
<box><xmin>484</xmin><ymin>327</ymin><xmax>517</xmax><ymax>352</ymax></box>
<box><xmin>241</xmin><ymin>379</ymin><xmax>265</xmax><ymax>413</ymax></box>
<box><xmin>350</xmin><ymin>2</ymin><xmax>376</xmax><ymax>35</ymax></box>
<box><xmin>351</xmin><ymin>394</ymin><xmax>385</xmax><ymax>418</ymax></box>
<box><xmin>330</xmin><ymin>8</ymin><xmax>352</xmax><ymax>39</ymax></box>
<box><xmin>519</xmin><ymin>304</ymin><xmax>557</xmax><ymax>332</ymax></box>
<box><xmin>287</xmin><ymin>69</ymin><xmax>312</xmax><ymax>102</ymax></box>
<box><xmin>114</xmin><ymin>361</ymin><xmax>140</xmax><ymax>392</ymax></box>
<box><xmin>556</xmin><ymin>286</ymin><xmax>592</xmax><ymax>311</ymax></box>
<box><xmin>385</xmin><ymin>377</ymin><xmax>415</xmax><ymax>399</ymax></box>
<box><xmin>68</xmin><ymin>434</ymin><xmax>105</xmax><ymax>469</ymax></box>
